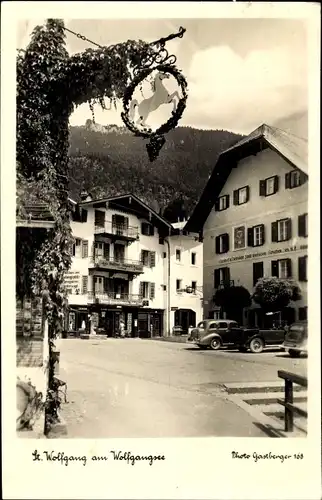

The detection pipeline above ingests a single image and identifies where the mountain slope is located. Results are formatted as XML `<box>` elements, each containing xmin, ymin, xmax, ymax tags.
<box><xmin>68</xmin><ymin>123</ymin><xmax>243</xmax><ymax>220</ymax></box>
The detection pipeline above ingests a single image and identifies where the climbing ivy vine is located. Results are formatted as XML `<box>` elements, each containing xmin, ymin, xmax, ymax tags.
<box><xmin>16</xmin><ymin>18</ymin><xmax>163</xmax><ymax>429</ymax></box>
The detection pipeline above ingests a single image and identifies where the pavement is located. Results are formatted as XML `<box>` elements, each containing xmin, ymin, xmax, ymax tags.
<box><xmin>58</xmin><ymin>338</ymin><xmax>307</xmax><ymax>438</ymax></box>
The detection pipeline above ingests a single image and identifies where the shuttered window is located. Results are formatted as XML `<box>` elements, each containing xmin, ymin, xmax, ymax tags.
<box><xmin>259</xmin><ymin>176</ymin><xmax>279</xmax><ymax>196</ymax></box>
<box><xmin>271</xmin><ymin>218</ymin><xmax>292</xmax><ymax>242</ymax></box>
<box><xmin>233</xmin><ymin>186</ymin><xmax>249</xmax><ymax>205</ymax></box>
<box><xmin>215</xmin><ymin>233</ymin><xmax>229</xmax><ymax>254</ymax></box>
<box><xmin>271</xmin><ymin>259</ymin><xmax>292</xmax><ymax>278</ymax></box>
<box><xmin>285</xmin><ymin>170</ymin><xmax>307</xmax><ymax>189</ymax></box>
<box><xmin>103</xmin><ymin>243</ymin><xmax>110</xmax><ymax>260</ymax></box>
<box><xmin>82</xmin><ymin>276</ymin><xmax>88</xmax><ymax>294</ymax></box>
<box><xmin>141</xmin><ymin>250</ymin><xmax>150</xmax><ymax>266</ymax></box>
<box><xmin>214</xmin><ymin>267</ymin><xmax>230</xmax><ymax>288</ymax></box>
<box><xmin>298</xmin><ymin>256</ymin><xmax>307</xmax><ymax>281</ymax></box>
<box><xmin>81</xmin><ymin>209</ymin><xmax>88</xmax><ymax>223</ymax></box>
<box><xmin>95</xmin><ymin>210</ymin><xmax>105</xmax><ymax>228</ymax></box>
<box><xmin>149</xmin><ymin>251</ymin><xmax>156</xmax><ymax>268</ymax></box>
<box><xmin>298</xmin><ymin>213</ymin><xmax>308</xmax><ymax>237</ymax></box>
<box><xmin>82</xmin><ymin>240</ymin><xmax>88</xmax><ymax>258</ymax></box>
<box><xmin>253</xmin><ymin>262</ymin><xmax>264</xmax><ymax>286</ymax></box>
<box><xmin>215</xmin><ymin>195</ymin><xmax>230</xmax><ymax>211</ymax></box>
<box><xmin>150</xmin><ymin>283</ymin><xmax>155</xmax><ymax>300</ymax></box>
<box><xmin>248</xmin><ymin>225</ymin><xmax>265</xmax><ymax>247</ymax></box>
<box><xmin>141</xmin><ymin>222</ymin><xmax>154</xmax><ymax>236</ymax></box>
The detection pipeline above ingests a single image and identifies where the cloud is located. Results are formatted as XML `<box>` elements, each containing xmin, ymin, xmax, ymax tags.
<box><xmin>183</xmin><ymin>45</ymin><xmax>307</xmax><ymax>133</ymax></box>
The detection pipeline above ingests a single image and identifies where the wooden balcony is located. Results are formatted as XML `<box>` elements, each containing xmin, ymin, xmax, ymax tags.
<box><xmin>94</xmin><ymin>221</ymin><xmax>139</xmax><ymax>242</ymax></box>
<box><xmin>88</xmin><ymin>291</ymin><xmax>143</xmax><ymax>306</ymax></box>
<box><xmin>89</xmin><ymin>256</ymin><xmax>144</xmax><ymax>274</ymax></box>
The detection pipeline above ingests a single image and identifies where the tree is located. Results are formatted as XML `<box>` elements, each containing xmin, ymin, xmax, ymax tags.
<box><xmin>213</xmin><ymin>285</ymin><xmax>251</xmax><ymax>323</ymax></box>
<box><xmin>252</xmin><ymin>277</ymin><xmax>302</xmax><ymax>312</ymax></box>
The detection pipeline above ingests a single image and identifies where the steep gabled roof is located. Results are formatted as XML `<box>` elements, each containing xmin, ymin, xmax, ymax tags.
<box><xmin>185</xmin><ymin>123</ymin><xmax>308</xmax><ymax>233</ymax></box>
<box><xmin>79</xmin><ymin>193</ymin><xmax>173</xmax><ymax>233</ymax></box>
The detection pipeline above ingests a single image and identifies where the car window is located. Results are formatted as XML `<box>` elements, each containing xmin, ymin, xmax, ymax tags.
<box><xmin>218</xmin><ymin>322</ymin><xmax>228</xmax><ymax>328</ymax></box>
<box><xmin>208</xmin><ymin>322</ymin><xmax>218</xmax><ymax>329</ymax></box>
<box><xmin>230</xmin><ymin>322</ymin><xmax>238</xmax><ymax>328</ymax></box>
<box><xmin>197</xmin><ymin>321</ymin><xmax>206</xmax><ymax>330</ymax></box>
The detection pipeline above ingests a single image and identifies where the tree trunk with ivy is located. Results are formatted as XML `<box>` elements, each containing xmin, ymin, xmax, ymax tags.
<box><xmin>16</xmin><ymin>18</ymin><xmax>158</xmax><ymax>434</ymax></box>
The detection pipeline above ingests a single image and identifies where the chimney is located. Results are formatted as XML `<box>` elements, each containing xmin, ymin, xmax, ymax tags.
<box><xmin>80</xmin><ymin>190</ymin><xmax>92</xmax><ymax>202</ymax></box>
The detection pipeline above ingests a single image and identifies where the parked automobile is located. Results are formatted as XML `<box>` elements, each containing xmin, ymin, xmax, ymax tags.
<box><xmin>187</xmin><ymin>319</ymin><xmax>286</xmax><ymax>353</ymax></box>
<box><xmin>283</xmin><ymin>321</ymin><xmax>308</xmax><ymax>357</ymax></box>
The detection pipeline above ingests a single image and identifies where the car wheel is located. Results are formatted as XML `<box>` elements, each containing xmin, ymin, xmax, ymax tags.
<box><xmin>238</xmin><ymin>346</ymin><xmax>248</xmax><ymax>353</ymax></box>
<box><xmin>289</xmin><ymin>349</ymin><xmax>301</xmax><ymax>358</ymax></box>
<box><xmin>210</xmin><ymin>338</ymin><xmax>222</xmax><ymax>350</ymax></box>
<box><xmin>249</xmin><ymin>337</ymin><xmax>265</xmax><ymax>353</ymax></box>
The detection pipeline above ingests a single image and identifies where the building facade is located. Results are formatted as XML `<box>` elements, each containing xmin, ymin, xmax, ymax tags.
<box><xmin>185</xmin><ymin>124</ymin><xmax>308</xmax><ymax>326</ymax></box>
<box><xmin>66</xmin><ymin>194</ymin><xmax>203</xmax><ymax>337</ymax></box>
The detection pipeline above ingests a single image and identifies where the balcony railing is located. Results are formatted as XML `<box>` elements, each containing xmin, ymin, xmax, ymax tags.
<box><xmin>88</xmin><ymin>291</ymin><xmax>143</xmax><ymax>306</ymax></box>
<box><xmin>89</xmin><ymin>256</ymin><xmax>144</xmax><ymax>273</ymax></box>
<box><xmin>94</xmin><ymin>221</ymin><xmax>139</xmax><ymax>240</ymax></box>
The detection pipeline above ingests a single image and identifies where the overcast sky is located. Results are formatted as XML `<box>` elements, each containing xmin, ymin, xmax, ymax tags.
<box><xmin>17</xmin><ymin>18</ymin><xmax>308</xmax><ymax>135</ymax></box>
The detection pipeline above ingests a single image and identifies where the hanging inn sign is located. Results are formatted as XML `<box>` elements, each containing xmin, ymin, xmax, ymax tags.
<box><xmin>121</xmin><ymin>27</ymin><xmax>188</xmax><ymax>161</ymax></box>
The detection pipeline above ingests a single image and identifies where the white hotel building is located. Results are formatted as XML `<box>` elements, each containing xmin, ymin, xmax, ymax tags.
<box><xmin>65</xmin><ymin>193</ymin><xmax>203</xmax><ymax>337</ymax></box>
<box><xmin>185</xmin><ymin>124</ymin><xmax>308</xmax><ymax>327</ymax></box>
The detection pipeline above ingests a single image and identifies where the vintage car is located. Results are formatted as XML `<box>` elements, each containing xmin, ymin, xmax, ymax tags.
<box><xmin>283</xmin><ymin>321</ymin><xmax>308</xmax><ymax>357</ymax></box>
<box><xmin>187</xmin><ymin>319</ymin><xmax>286</xmax><ymax>353</ymax></box>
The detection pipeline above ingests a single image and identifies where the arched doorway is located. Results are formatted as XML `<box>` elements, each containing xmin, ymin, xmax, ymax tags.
<box><xmin>174</xmin><ymin>309</ymin><xmax>196</xmax><ymax>335</ymax></box>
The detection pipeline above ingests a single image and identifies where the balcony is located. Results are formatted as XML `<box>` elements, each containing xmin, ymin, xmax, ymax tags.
<box><xmin>89</xmin><ymin>256</ymin><xmax>144</xmax><ymax>274</ymax></box>
<box><xmin>88</xmin><ymin>291</ymin><xmax>143</xmax><ymax>306</ymax></box>
<box><xmin>94</xmin><ymin>221</ymin><xmax>139</xmax><ymax>242</ymax></box>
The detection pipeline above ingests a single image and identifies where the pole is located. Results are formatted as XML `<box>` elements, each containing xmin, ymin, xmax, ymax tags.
<box><xmin>164</xmin><ymin>235</ymin><xmax>171</xmax><ymax>337</ymax></box>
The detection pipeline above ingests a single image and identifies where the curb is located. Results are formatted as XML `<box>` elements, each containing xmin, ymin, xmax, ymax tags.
<box><xmin>150</xmin><ymin>336</ymin><xmax>188</xmax><ymax>344</ymax></box>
